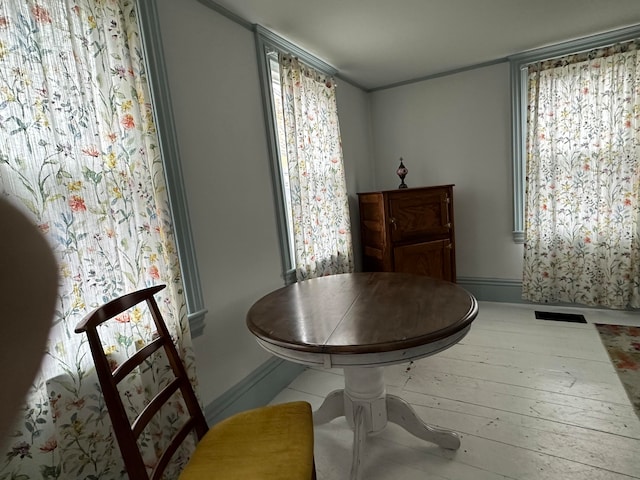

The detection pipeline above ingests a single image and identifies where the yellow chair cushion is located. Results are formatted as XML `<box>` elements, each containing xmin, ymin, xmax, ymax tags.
<box><xmin>178</xmin><ymin>401</ymin><xmax>315</xmax><ymax>480</ymax></box>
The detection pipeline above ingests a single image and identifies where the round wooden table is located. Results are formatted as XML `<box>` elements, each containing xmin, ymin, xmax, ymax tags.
<box><xmin>246</xmin><ymin>272</ymin><xmax>478</xmax><ymax>479</ymax></box>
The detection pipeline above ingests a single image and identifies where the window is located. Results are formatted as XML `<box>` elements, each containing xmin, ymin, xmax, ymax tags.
<box><xmin>268</xmin><ymin>54</ymin><xmax>297</xmax><ymax>269</ymax></box>
<box><xmin>256</xmin><ymin>27</ymin><xmax>354</xmax><ymax>283</ymax></box>
<box><xmin>511</xmin><ymin>27</ymin><xmax>640</xmax><ymax>308</ymax></box>
<box><xmin>509</xmin><ymin>24</ymin><xmax>640</xmax><ymax>243</ymax></box>
<box><xmin>0</xmin><ymin>1</ymin><xmax>202</xmax><ymax>477</ymax></box>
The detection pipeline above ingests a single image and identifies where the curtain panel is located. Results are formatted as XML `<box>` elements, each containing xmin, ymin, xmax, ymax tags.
<box><xmin>278</xmin><ymin>54</ymin><xmax>354</xmax><ymax>281</ymax></box>
<box><xmin>522</xmin><ymin>40</ymin><xmax>640</xmax><ymax>308</ymax></box>
<box><xmin>0</xmin><ymin>1</ymin><xmax>198</xmax><ymax>478</ymax></box>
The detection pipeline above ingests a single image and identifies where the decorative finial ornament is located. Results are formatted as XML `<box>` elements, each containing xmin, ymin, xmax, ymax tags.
<box><xmin>396</xmin><ymin>157</ymin><xmax>408</xmax><ymax>189</ymax></box>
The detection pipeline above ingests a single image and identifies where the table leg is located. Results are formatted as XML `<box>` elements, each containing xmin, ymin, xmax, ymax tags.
<box><xmin>350</xmin><ymin>404</ymin><xmax>366</xmax><ymax>480</ymax></box>
<box><xmin>386</xmin><ymin>394</ymin><xmax>461</xmax><ymax>449</ymax></box>
<box><xmin>313</xmin><ymin>389</ymin><xmax>344</xmax><ymax>425</ymax></box>
<box><xmin>343</xmin><ymin>367</ymin><xmax>387</xmax><ymax>433</ymax></box>
<box><xmin>313</xmin><ymin>365</ymin><xmax>461</xmax><ymax>479</ymax></box>
<box><xmin>343</xmin><ymin>367</ymin><xmax>387</xmax><ymax>480</ymax></box>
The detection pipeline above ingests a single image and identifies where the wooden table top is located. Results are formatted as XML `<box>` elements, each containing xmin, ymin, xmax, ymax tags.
<box><xmin>246</xmin><ymin>272</ymin><xmax>478</xmax><ymax>356</ymax></box>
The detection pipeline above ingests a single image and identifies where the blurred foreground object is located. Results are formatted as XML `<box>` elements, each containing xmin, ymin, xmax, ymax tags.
<box><xmin>0</xmin><ymin>198</ymin><xmax>58</xmax><ymax>447</ymax></box>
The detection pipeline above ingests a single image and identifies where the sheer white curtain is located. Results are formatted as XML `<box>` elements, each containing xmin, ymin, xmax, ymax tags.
<box><xmin>0</xmin><ymin>1</ymin><xmax>197</xmax><ymax>477</ymax></box>
<box><xmin>279</xmin><ymin>54</ymin><xmax>354</xmax><ymax>281</ymax></box>
<box><xmin>522</xmin><ymin>41</ymin><xmax>640</xmax><ymax>308</ymax></box>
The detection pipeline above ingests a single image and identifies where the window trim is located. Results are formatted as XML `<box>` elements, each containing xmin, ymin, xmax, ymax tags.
<box><xmin>136</xmin><ymin>0</ymin><xmax>208</xmax><ymax>336</ymax></box>
<box><xmin>267</xmin><ymin>53</ymin><xmax>297</xmax><ymax>272</ymax></box>
<box><xmin>254</xmin><ymin>25</ymin><xmax>338</xmax><ymax>284</ymax></box>
<box><xmin>508</xmin><ymin>23</ymin><xmax>640</xmax><ymax>243</ymax></box>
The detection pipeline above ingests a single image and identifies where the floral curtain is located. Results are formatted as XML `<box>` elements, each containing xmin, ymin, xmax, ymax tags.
<box><xmin>522</xmin><ymin>40</ymin><xmax>640</xmax><ymax>308</ymax></box>
<box><xmin>278</xmin><ymin>54</ymin><xmax>354</xmax><ymax>281</ymax></box>
<box><xmin>0</xmin><ymin>0</ymin><xmax>197</xmax><ymax>478</ymax></box>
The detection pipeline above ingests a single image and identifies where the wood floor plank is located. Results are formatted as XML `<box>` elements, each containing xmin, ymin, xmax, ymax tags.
<box><xmin>408</xmin><ymin>355</ymin><xmax>630</xmax><ymax>404</ymax></box>
<box><xmin>440</xmin><ymin>342</ymin><xmax>617</xmax><ymax>384</ymax></box>
<box><xmin>395</xmin><ymin>390</ymin><xmax>640</xmax><ymax>476</ymax></box>
<box><xmin>398</xmin><ymin>363</ymin><xmax>638</xmax><ymax>423</ymax></box>
<box><xmin>370</xmin><ymin>425</ymin><xmax>639</xmax><ymax>480</ymax></box>
<box><xmin>456</xmin><ymin>328</ymin><xmax>607</xmax><ymax>361</ymax></box>
<box><xmin>398</xmin><ymin>372</ymin><xmax>640</xmax><ymax>438</ymax></box>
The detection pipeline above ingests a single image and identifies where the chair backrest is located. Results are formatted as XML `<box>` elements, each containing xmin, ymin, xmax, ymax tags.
<box><xmin>75</xmin><ymin>285</ymin><xmax>208</xmax><ymax>480</ymax></box>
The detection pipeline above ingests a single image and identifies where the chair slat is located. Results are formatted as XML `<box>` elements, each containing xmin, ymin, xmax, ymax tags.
<box><xmin>150</xmin><ymin>417</ymin><xmax>198</xmax><ymax>480</ymax></box>
<box><xmin>112</xmin><ymin>336</ymin><xmax>165</xmax><ymax>384</ymax></box>
<box><xmin>131</xmin><ymin>376</ymin><xmax>184</xmax><ymax>439</ymax></box>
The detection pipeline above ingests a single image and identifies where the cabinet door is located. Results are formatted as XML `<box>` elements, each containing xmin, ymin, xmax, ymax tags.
<box><xmin>388</xmin><ymin>190</ymin><xmax>451</xmax><ymax>243</ymax></box>
<box><xmin>358</xmin><ymin>193</ymin><xmax>390</xmax><ymax>271</ymax></box>
<box><xmin>393</xmin><ymin>240</ymin><xmax>453</xmax><ymax>282</ymax></box>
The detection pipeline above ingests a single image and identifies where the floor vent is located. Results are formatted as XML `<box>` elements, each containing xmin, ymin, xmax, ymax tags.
<box><xmin>535</xmin><ymin>311</ymin><xmax>587</xmax><ymax>324</ymax></box>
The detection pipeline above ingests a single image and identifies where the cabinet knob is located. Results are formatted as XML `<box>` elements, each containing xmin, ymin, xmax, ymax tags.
<box><xmin>445</xmin><ymin>222</ymin><xmax>452</xmax><ymax>229</ymax></box>
<box><xmin>390</xmin><ymin>217</ymin><xmax>397</xmax><ymax>229</ymax></box>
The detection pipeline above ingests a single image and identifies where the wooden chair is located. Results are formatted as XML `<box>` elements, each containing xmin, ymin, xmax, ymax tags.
<box><xmin>75</xmin><ymin>284</ymin><xmax>316</xmax><ymax>480</ymax></box>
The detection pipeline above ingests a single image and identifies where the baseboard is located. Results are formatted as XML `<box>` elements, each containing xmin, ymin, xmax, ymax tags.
<box><xmin>457</xmin><ymin>276</ymin><xmax>523</xmax><ymax>303</ymax></box>
<box><xmin>203</xmin><ymin>357</ymin><xmax>305</xmax><ymax>426</ymax></box>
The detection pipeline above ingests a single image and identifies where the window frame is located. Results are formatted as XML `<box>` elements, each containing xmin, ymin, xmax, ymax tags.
<box><xmin>508</xmin><ymin>24</ymin><xmax>640</xmax><ymax>243</ymax></box>
<box><xmin>136</xmin><ymin>0</ymin><xmax>208</xmax><ymax>336</ymax></box>
<box><xmin>267</xmin><ymin>54</ymin><xmax>297</xmax><ymax>271</ymax></box>
<box><xmin>254</xmin><ymin>25</ymin><xmax>338</xmax><ymax>284</ymax></box>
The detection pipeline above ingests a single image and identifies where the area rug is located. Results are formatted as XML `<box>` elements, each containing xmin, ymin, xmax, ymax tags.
<box><xmin>594</xmin><ymin>323</ymin><xmax>640</xmax><ymax>418</ymax></box>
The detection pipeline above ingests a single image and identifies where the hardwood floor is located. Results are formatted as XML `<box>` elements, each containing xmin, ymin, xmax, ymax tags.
<box><xmin>270</xmin><ymin>301</ymin><xmax>640</xmax><ymax>479</ymax></box>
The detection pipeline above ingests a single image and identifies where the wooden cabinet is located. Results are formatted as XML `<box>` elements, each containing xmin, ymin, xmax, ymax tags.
<box><xmin>357</xmin><ymin>185</ymin><xmax>456</xmax><ymax>282</ymax></box>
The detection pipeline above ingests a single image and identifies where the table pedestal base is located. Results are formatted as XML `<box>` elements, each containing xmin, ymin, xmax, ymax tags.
<box><xmin>313</xmin><ymin>367</ymin><xmax>460</xmax><ymax>480</ymax></box>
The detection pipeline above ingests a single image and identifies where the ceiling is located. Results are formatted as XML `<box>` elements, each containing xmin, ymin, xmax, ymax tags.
<box><xmin>208</xmin><ymin>0</ymin><xmax>640</xmax><ymax>90</ymax></box>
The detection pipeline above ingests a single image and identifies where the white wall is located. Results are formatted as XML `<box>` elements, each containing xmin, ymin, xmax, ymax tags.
<box><xmin>155</xmin><ymin>0</ymin><xmax>372</xmax><ymax>405</ymax></box>
<box><xmin>156</xmin><ymin>0</ymin><xmax>278</xmax><ymax>404</ymax></box>
<box><xmin>370</xmin><ymin>63</ymin><xmax>523</xmax><ymax>280</ymax></box>
<box><xmin>336</xmin><ymin>82</ymin><xmax>374</xmax><ymax>270</ymax></box>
